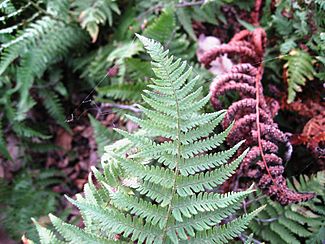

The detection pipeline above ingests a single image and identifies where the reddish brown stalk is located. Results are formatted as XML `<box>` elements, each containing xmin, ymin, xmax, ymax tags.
<box><xmin>252</xmin><ymin>0</ymin><xmax>263</xmax><ymax>26</ymax></box>
<box><xmin>255</xmin><ymin>65</ymin><xmax>275</xmax><ymax>185</ymax></box>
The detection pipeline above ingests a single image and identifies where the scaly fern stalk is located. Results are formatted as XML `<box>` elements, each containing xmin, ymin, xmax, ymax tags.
<box><xmin>249</xmin><ymin>171</ymin><xmax>325</xmax><ymax>244</ymax></box>
<box><xmin>34</xmin><ymin>35</ymin><xmax>264</xmax><ymax>243</ymax></box>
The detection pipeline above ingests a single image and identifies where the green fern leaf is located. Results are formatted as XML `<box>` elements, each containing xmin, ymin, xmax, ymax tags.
<box><xmin>40</xmin><ymin>90</ymin><xmax>70</xmax><ymax>132</ymax></box>
<box><xmin>73</xmin><ymin>0</ymin><xmax>120</xmax><ymax>42</ymax></box>
<box><xmin>283</xmin><ymin>49</ymin><xmax>315</xmax><ymax>103</ymax></box>
<box><xmin>97</xmin><ymin>82</ymin><xmax>147</xmax><ymax>102</ymax></box>
<box><xmin>176</xmin><ymin>8</ymin><xmax>197</xmax><ymax>40</ymax></box>
<box><xmin>0</xmin><ymin>0</ymin><xmax>16</xmax><ymax>14</ymax></box>
<box><xmin>33</xmin><ymin>218</ymin><xmax>63</xmax><ymax>244</ymax></box>
<box><xmin>143</xmin><ymin>8</ymin><xmax>175</xmax><ymax>43</ymax></box>
<box><xmin>35</xmin><ymin>35</ymin><xmax>261</xmax><ymax>244</ymax></box>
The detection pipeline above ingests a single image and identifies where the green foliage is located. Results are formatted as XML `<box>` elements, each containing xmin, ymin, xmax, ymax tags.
<box><xmin>0</xmin><ymin>169</ymin><xmax>62</xmax><ymax>240</ymax></box>
<box><xmin>0</xmin><ymin>0</ymin><xmax>16</xmax><ymax>14</ymax></box>
<box><xmin>39</xmin><ymin>89</ymin><xmax>70</xmax><ymax>132</ymax></box>
<box><xmin>261</xmin><ymin>0</ymin><xmax>324</xmax><ymax>102</ymax></box>
<box><xmin>0</xmin><ymin>1</ymin><xmax>322</xmax><ymax>242</ymax></box>
<box><xmin>283</xmin><ymin>49</ymin><xmax>315</xmax><ymax>103</ymax></box>
<box><xmin>143</xmin><ymin>8</ymin><xmax>176</xmax><ymax>43</ymax></box>
<box><xmin>0</xmin><ymin>0</ymin><xmax>121</xmax><ymax>167</ymax></box>
<box><xmin>72</xmin><ymin>0</ymin><xmax>120</xmax><ymax>42</ymax></box>
<box><xmin>89</xmin><ymin>114</ymin><xmax>121</xmax><ymax>155</ymax></box>
<box><xmin>249</xmin><ymin>171</ymin><xmax>325</xmax><ymax>244</ymax></box>
<box><xmin>0</xmin><ymin>120</ymin><xmax>11</xmax><ymax>160</ymax></box>
<box><xmin>142</xmin><ymin>7</ymin><xmax>196</xmax><ymax>60</ymax></box>
<box><xmin>34</xmin><ymin>36</ymin><xmax>263</xmax><ymax>243</ymax></box>
<box><xmin>97</xmin><ymin>82</ymin><xmax>148</xmax><ymax>102</ymax></box>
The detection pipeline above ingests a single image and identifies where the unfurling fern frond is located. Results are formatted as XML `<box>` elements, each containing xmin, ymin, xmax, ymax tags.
<box><xmin>249</xmin><ymin>171</ymin><xmax>325</xmax><ymax>244</ymax></box>
<box><xmin>35</xmin><ymin>35</ymin><xmax>264</xmax><ymax>243</ymax></box>
<box><xmin>283</xmin><ymin>49</ymin><xmax>315</xmax><ymax>103</ymax></box>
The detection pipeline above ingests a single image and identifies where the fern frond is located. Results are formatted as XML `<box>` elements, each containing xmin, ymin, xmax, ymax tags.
<box><xmin>36</xmin><ymin>35</ymin><xmax>260</xmax><ymax>243</ymax></box>
<box><xmin>50</xmin><ymin>214</ymin><xmax>113</xmax><ymax>244</ymax></box>
<box><xmin>283</xmin><ymin>49</ymin><xmax>315</xmax><ymax>103</ymax></box>
<box><xmin>40</xmin><ymin>90</ymin><xmax>70</xmax><ymax>132</ymax></box>
<box><xmin>1</xmin><ymin>169</ymin><xmax>61</xmax><ymax>239</ymax></box>
<box><xmin>12</xmin><ymin>123</ymin><xmax>50</xmax><ymax>139</ymax></box>
<box><xmin>72</xmin><ymin>0</ymin><xmax>120</xmax><ymax>42</ymax></box>
<box><xmin>315</xmin><ymin>0</ymin><xmax>325</xmax><ymax>10</ymax></box>
<box><xmin>33</xmin><ymin>218</ymin><xmax>63</xmax><ymax>244</ymax></box>
<box><xmin>0</xmin><ymin>2</ymin><xmax>29</xmax><ymax>22</ymax></box>
<box><xmin>143</xmin><ymin>8</ymin><xmax>175</xmax><ymax>43</ymax></box>
<box><xmin>176</xmin><ymin>8</ymin><xmax>197</xmax><ymax>40</ymax></box>
<box><xmin>0</xmin><ymin>0</ymin><xmax>15</xmax><ymax>14</ymax></box>
<box><xmin>192</xmin><ymin>206</ymin><xmax>266</xmax><ymax>243</ymax></box>
<box><xmin>1</xmin><ymin>11</ymin><xmax>87</xmax><ymax>78</ymax></box>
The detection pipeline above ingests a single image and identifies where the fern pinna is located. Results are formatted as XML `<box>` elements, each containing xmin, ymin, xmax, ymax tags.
<box><xmin>33</xmin><ymin>35</ymin><xmax>264</xmax><ymax>243</ymax></box>
<box><xmin>199</xmin><ymin>28</ymin><xmax>315</xmax><ymax>205</ymax></box>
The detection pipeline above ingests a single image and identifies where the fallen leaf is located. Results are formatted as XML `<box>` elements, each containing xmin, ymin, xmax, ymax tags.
<box><xmin>55</xmin><ymin>128</ymin><xmax>73</xmax><ymax>151</ymax></box>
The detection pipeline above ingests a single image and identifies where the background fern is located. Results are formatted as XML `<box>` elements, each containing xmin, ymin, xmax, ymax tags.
<box><xmin>89</xmin><ymin>114</ymin><xmax>121</xmax><ymax>155</ymax></box>
<box><xmin>261</xmin><ymin>0</ymin><xmax>324</xmax><ymax>103</ymax></box>
<box><xmin>0</xmin><ymin>0</ymin><xmax>120</xmax><ymax>167</ymax></box>
<box><xmin>0</xmin><ymin>168</ymin><xmax>63</xmax><ymax>240</ymax></box>
<box><xmin>72</xmin><ymin>0</ymin><xmax>120</xmax><ymax>42</ymax></box>
<box><xmin>283</xmin><ymin>49</ymin><xmax>315</xmax><ymax>103</ymax></box>
<box><xmin>249</xmin><ymin>171</ymin><xmax>325</xmax><ymax>244</ymax></box>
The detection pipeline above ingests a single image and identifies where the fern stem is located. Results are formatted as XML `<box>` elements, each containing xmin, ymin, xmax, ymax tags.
<box><xmin>255</xmin><ymin>217</ymin><xmax>279</xmax><ymax>223</ymax></box>
<box><xmin>240</xmin><ymin>234</ymin><xmax>263</xmax><ymax>244</ymax></box>
<box><xmin>102</xmin><ymin>102</ymin><xmax>142</xmax><ymax>114</ymax></box>
<box><xmin>161</xmin><ymin>64</ymin><xmax>184</xmax><ymax>243</ymax></box>
<box><xmin>255</xmin><ymin>66</ymin><xmax>276</xmax><ymax>185</ymax></box>
<box><xmin>175</xmin><ymin>0</ymin><xmax>205</xmax><ymax>7</ymax></box>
